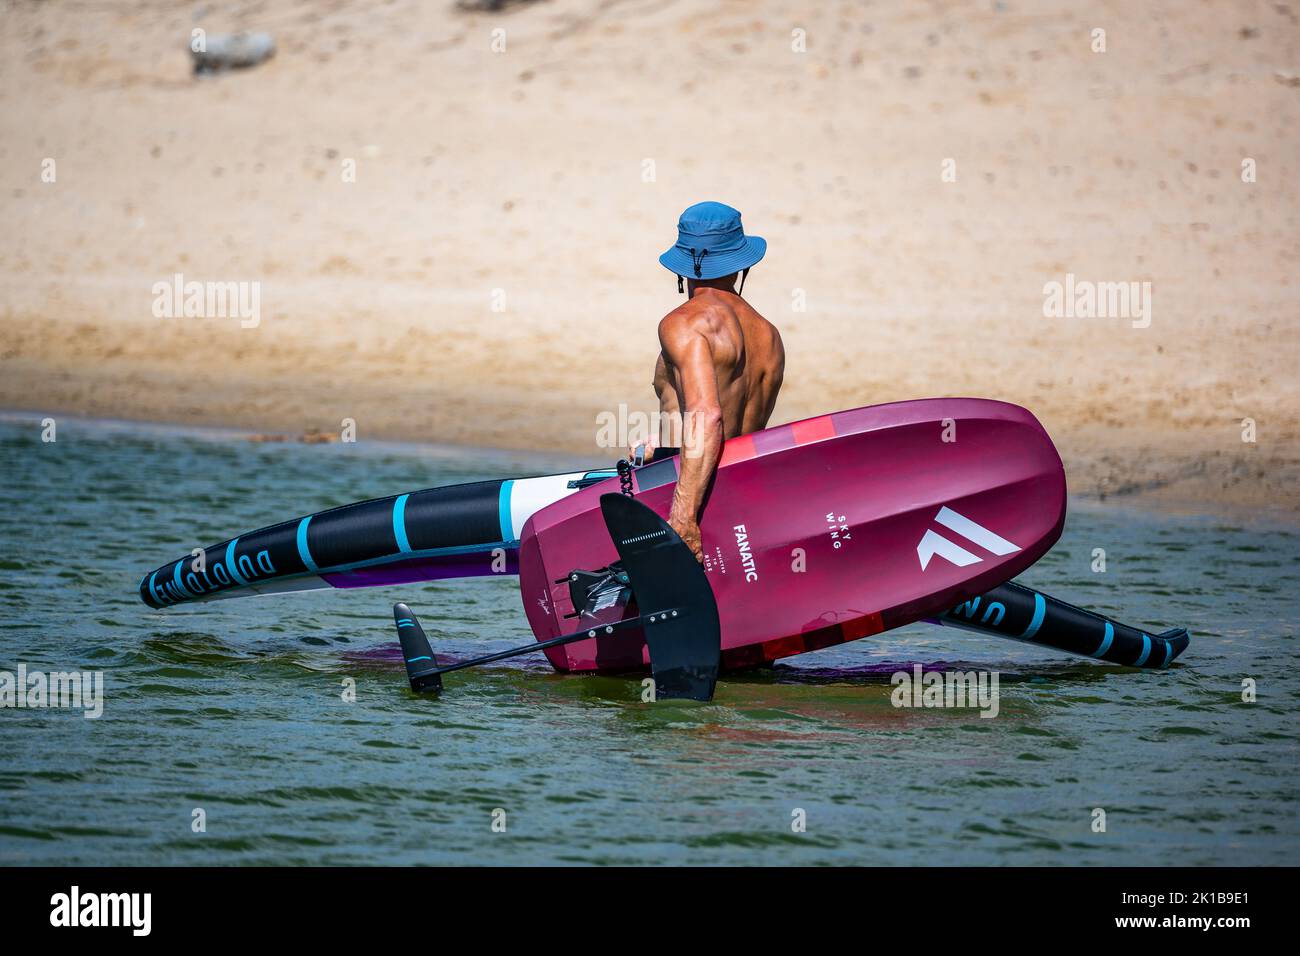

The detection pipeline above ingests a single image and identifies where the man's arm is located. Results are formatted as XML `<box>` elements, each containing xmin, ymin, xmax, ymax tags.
<box><xmin>659</xmin><ymin>316</ymin><xmax>724</xmax><ymax>561</ymax></box>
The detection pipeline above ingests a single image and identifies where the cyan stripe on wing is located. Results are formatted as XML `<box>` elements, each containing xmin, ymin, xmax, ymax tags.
<box><xmin>225</xmin><ymin>538</ymin><xmax>248</xmax><ymax>586</ymax></box>
<box><xmin>498</xmin><ymin>480</ymin><xmax>515</xmax><ymax>543</ymax></box>
<box><xmin>393</xmin><ymin>494</ymin><xmax>412</xmax><ymax>553</ymax></box>
<box><xmin>1018</xmin><ymin>593</ymin><xmax>1046</xmax><ymax>640</ymax></box>
<box><xmin>296</xmin><ymin>518</ymin><xmax>319</xmax><ymax>572</ymax></box>
<box><xmin>406</xmin><ymin>656</ymin><xmax>431</xmax><ymax>663</ymax></box>
<box><xmin>172</xmin><ymin>560</ymin><xmax>193</xmax><ymax>599</ymax></box>
<box><xmin>1094</xmin><ymin>622</ymin><xmax>1114</xmax><ymax>658</ymax></box>
<box><xmin>1133</xmin><ymin>633</ymin><xmax>1152</xmax><ymax>667</ymax></box>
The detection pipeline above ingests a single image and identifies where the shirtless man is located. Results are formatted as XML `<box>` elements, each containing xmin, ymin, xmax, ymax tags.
<box><xmin>640</xmin><ymin>201</ymin><xmax>785</xmax><ymax>561</ymax></box>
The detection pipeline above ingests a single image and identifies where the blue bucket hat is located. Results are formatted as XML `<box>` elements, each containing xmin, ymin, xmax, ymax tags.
<box><xmin>659</xmin><ymin>201</ymin><xmax>766</xmax><ymax>285</ymax></box>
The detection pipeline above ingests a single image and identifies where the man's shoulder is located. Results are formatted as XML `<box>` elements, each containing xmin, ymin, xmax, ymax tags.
<box><xmin>659</xmin><ymin>291</ymin><xmax>736</xmax><ymax>333</ymax></box>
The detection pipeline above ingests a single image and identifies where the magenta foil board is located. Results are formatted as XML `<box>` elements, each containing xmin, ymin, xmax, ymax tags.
<box><xmin>518</xmin><ymin>398</ymin><xmax>1067</xmax><ymax>674</ymax></box>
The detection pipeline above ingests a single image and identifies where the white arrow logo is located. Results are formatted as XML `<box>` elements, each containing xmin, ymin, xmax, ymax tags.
<box><xmin>916</xmin><ymin>506</ymin><xmax>1020</xmax><ymax>570</ymax></box>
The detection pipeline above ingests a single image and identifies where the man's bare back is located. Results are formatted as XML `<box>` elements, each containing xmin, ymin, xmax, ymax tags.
<box><xmin>652</xmin><ymin>288</ymin><xmax>784</xmax><ymax>445</ymax></box>
<box><xmin>650</xmin><ymin>201</ymin><xmax>782</xmax><ymax>559</ymax></box>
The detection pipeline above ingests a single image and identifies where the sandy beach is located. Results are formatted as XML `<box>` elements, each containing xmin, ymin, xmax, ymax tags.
<box><xmin>1</xmin><ymin>0</ymin><xmax>1296</xmax><ymax>516</ymax></box>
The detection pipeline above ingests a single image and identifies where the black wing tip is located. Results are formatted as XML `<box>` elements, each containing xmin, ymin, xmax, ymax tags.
<box><xmin>393</xmin><ymin>603</ymin><xmax>442</xmax><ymax>693</ymax></box>
<box><xmin>1157</xmin><ymin>627</ymin><xmax>1191</xmax><ymax>666</ymax></box>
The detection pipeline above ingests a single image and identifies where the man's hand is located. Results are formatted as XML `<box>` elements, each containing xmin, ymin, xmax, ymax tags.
<box><xmin>668</xmin><ymin>505</ymin><xmax>704</xmax><ymax>563</ymax></box>
<box><xmin>629</xmin><ymin>431</ymin><xmax>658</xmax><ymax>466</ymax></box>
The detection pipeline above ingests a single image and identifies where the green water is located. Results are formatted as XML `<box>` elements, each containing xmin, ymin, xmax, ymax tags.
<box><xmin>1</xmin><ymin>416</ymin><xmax>1296</xmax><ymax>865</ymax></box>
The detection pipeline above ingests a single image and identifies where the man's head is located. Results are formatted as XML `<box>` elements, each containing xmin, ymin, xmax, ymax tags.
<box><xmin>659</xmin><ymin>201</ymin><xmax>765</xmax><ymax>295</ymax></box>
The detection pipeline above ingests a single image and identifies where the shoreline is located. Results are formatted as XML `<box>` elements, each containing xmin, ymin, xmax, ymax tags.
<box><xmin>6</xmin><ymin>404</ymin><xmax>1295</xmax><ymax>531</ymax></box>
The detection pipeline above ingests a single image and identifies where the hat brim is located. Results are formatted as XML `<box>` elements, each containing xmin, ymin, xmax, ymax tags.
<box><xmin>659</xmin><ymin>236</ymin><xmax>766</xmax><ymax>280</ymax></box>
